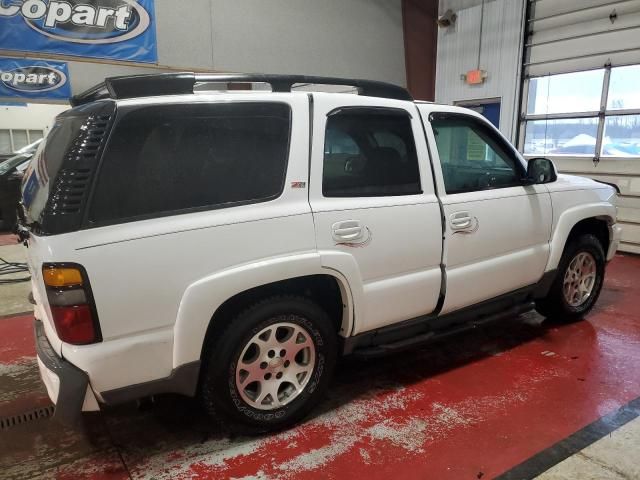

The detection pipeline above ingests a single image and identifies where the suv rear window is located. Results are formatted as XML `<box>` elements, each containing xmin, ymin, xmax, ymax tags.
<box><xmin>89</xmin><ymin>102</ymin><xmax>291</xmax><ymax>225</ymax></box>
<box><xmin>21</xmin><ymin>102</ymin><xmax>110</xmax><ymax>231</ymax></box>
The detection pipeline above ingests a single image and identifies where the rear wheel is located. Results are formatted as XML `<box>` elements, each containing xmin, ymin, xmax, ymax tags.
<box><xmin>536</xmin><ymin>234</ymin><xmax>605</xmax><ymax>321</ymax></box>
<box><xmin>200</xmin><ymin>296</ymin><xmax>337</xmax><ymax>432</ymax></box>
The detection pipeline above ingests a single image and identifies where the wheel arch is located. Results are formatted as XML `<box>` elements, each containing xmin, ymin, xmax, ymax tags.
<box><xmin>172</xmin><ymin>254</ymin><xmax>355</xmax><ymax>368</ymax></box>
<box><xmin>566</xmin><ymin>217</ymin><xmax>610</xmax><ymax>255</ymax></box>
<box><xmin>546</xmin><ymin>203</ymin><xmax>615</xmax><ymax>271</ymax></box>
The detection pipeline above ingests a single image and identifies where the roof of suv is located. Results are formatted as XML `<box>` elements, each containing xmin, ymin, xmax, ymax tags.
<box><xmin>71</xmin><ymin>72</ymin><xmax>415</xmax><ymax>106</ymax></box>
<box><xmin>70</xmin><ymin>73</ymin><xmax>486</xmax><ymax>123</ymax></box>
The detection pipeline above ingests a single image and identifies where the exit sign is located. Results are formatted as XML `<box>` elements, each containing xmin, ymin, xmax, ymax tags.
<box><xmin>464</xmin><ymin>69</ymin><xmax>487</xmax><ymax>85</ymax></box>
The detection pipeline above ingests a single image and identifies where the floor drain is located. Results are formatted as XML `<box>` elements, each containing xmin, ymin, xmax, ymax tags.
<box><xmin>0</xmin><ymin>405</ymin><xmax>55</xmax><ymax>430</ymax></box>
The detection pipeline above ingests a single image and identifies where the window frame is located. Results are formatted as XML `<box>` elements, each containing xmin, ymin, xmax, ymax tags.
<box><xmin>429</xmin><ymin>111</ymin><xmax>528</xmax><ymax>195</ymax></box>
<box><xmin>0</xmin><ymin>129</ymin><xmax>11</xmax><ymax>155</ymax></box>
<box><xmin>84</xmin><ymin>100</ymin><xmax>293</xmax><ymax>229</ymax></box>
<box><xmin>520</xmin><ymin>64</ymin><xmax>640</xmax><ymax>161</ymax></box>
<box><xmin>0</xmin><ymin>128</ymin><xmax>43</xmax><ymax>154</ymax></box>
<box><xmin>11</xmin><ymin>129</ymin><xmax>29</xmax><ymax>151</ymax></box>
<box><xmin>321</xmin><ymin>106</ymin><xmax>423</xmax><ymax>198</ymax></box>
<box><xmin>28</xmin><ymin>130</ymin><xmax>45</xmax><ymax>142</ymax></box>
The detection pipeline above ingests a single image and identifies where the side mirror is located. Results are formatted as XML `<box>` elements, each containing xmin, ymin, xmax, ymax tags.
<box><xmin>525</xmin><ymin>157</ymin><xmax>557</xmax><ymax>185</ymax></box>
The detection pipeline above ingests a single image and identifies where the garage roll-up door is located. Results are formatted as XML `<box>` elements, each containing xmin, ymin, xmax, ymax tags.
<box><xmin>525</xmin><ymin>0</ymin><xmax>640</xmax><ymax>77</ymax></box>
<box><xmin>520</xmin><ymin>0</ymin><xmax>640</xmax><ymax>254</ymax></box>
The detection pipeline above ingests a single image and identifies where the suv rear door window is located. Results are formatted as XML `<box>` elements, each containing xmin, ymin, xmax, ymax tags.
<box><xmin>322</xmin><ymin>109</ymin><xmax>421</xmax><ymax>197</ymax></box>
<box><xmin>89</xmin><ymin>102</ymin><xmax>291</xmax><ymax>225</ymax></box>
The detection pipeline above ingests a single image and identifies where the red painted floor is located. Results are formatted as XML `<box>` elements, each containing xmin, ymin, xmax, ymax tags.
<box><xmin>0</xmin><ymin>233</ymin><xmax>18</xmax><ymax>247</ymax></box>
<box><xmin>0</xmin><ymin>254</ymin><xmax>639</xmax><ymax>479</ymax></box>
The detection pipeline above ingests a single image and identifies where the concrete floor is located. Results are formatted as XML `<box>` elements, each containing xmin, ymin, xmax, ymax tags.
<box><xmin>0</xmin><ymin>237</ymin><xmax>639</xmax><ymax>479</ymax></box>
<box><xmin>537</xmin><ymin>417</ymin><xmax>640</xmax><ymax>480</ymax></box>
<box><xmin>0</xmin><ymin>236</ymin><xmax>32</xmax><ymax>317</ymax></box>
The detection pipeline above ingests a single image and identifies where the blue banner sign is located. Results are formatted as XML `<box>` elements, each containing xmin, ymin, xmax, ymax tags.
<box><xmin>0</xmin><ymin>0</ymin><xmax>157</xmax><ymax>63</ymax></box>
<box><xmin>0</xmin><ymin>57</ymin><xmax>71</xmax><ymax>100</ymax></box>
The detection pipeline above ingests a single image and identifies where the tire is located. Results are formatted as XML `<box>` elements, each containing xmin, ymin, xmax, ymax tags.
<box><xmin>536</xmin><ymin>234</ymin><xmax>605</xmax><ymax>322</ymax></box>
<box><xmin>200</xmin><ymin>295</ymin><xmax>337</xmax><ymax>432</ymax></box>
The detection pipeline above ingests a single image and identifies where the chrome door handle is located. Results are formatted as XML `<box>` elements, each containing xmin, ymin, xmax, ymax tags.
<box><xmin>450</xmin><ymin>211</ymin><xmax>472</xmax><ymax>230</ymax></box>
<box><xmin>450</xmin><ymin>211</ymin><xmax>478</xmax><ymax>233</ymax></box>
<box><xmin>332</xmin><ymin>220</ymin><xmax>364</xmax><ymax>241</ymax></box>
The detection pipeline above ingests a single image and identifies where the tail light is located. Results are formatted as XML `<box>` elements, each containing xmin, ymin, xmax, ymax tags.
<box><xmin>42</xmin><ymin>264</ymin><xmax>101</xmax><ymax>345</ymax></box>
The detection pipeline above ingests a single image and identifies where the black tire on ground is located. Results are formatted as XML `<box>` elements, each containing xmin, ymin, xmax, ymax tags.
<box><xmin>536</xmin><ymin>234</ymin><xmax>605</xmax><ymax>322</ymax></box>
<box><xmin>199</xmin><ymin>295</ymin><xmax>337</xmax><ymax>432</ymax></box>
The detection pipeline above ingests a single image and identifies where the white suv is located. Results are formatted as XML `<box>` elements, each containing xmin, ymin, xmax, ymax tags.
<box><xmin>19</xmin><ymin>73</ymin><xmax>621</xmax><ymax>431</ymax></box>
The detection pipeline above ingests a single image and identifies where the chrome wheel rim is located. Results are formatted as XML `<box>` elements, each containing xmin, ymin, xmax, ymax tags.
<box><xmin>235</xmin><ymin>319</ymin><xmax>316</xmax><ymax>410</ymax></box>
<box><xmin>563</xmin><ymin>252</ymin><xmax>597</xmax><ymax>307</ymax></box>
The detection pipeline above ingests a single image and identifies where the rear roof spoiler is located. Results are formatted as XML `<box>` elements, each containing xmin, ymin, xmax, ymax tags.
<box><xmin>70</xmin><ymin>72</ymin><xmax>413</xmax><ymax>106</ymax></box>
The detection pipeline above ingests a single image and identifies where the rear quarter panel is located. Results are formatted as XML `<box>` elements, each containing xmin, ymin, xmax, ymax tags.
<box><xmin>27</xmin><ymin>93</ymin><xmax>321</xmax><ymax>392</ymax></box>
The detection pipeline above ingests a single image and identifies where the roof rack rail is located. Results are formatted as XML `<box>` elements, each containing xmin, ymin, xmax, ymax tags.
<box><xmin>70</xmin><ymin>72</ymin><xmax>413</xmax><ymax>106</ymax></box>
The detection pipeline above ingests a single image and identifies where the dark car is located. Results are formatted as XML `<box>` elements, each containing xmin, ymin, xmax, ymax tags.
<box><xmin>0</xmin><ymin>139</ymin><xmax>43</xmax><ymax>165</ymax></box>
<box><xmin>0</xmin><ymin>139</ymin><xmax>41</xmax><ymax>231</ymax></box>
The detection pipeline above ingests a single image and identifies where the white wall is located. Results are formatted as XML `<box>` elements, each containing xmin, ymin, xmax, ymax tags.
<box><xmin>1</xmin><ymin>0</ymin><xmax>407</xmax><ymax>97</ymax></box>
<box><xmin>435</xmin><ymin>0</ymin><xmax>525</xmax><ymax>141</ymax></box>
<box><xmin>0</xmin><ymin>103</ymin><xmax>67</xmax><ymax>131</ymax></box>
<box><xmin>0</xmin><ymin>0</ymin><xmax>407</xmax><ymax>144</ymax></box>
<box><xmin>208</xmin><ymin>0</ymin><xmax>406</xmax><ymax>86</ymax></box>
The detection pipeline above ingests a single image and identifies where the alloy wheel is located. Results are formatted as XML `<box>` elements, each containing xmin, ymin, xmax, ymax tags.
<box><xmin>562</xmin><ymin>251</ymin><xmax>597</xmax><ymax>307</ymax></box>
<box><xmin>235</xmin><ymin>319</ymin><xmax>316</xmax><ymax>410</ymax></box>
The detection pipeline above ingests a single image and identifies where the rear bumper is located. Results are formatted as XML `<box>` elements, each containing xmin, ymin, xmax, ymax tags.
<box><xmin>607</xmin><ymin>223</ymin><xmax>623</xmax><ymax>261</ymax></box>
<box><xmin>35</xmin><ymin>320</ymin><xmax>98</xmax><ymax>425</ymax></box>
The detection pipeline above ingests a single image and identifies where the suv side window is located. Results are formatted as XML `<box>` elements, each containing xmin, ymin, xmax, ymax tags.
<box><xmin>322</xmin><ymin>109</ymin><xmax>421</xmax><ymax>197</ymax></box>
<box><xmin>89</xmin><ymin>102</ymin><xmax>291</xmax><ymax>225</ymax></box>
<box><xmin>431</xmin><ymin>113</ymin><xmax>523</xmax><ymax>195</ymax></box>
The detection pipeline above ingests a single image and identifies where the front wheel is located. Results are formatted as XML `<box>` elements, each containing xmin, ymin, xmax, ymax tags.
<box><xmin>200</xmin><ymin>296</ymin><xmax>337</xmax><ymax>432</ymax></box>
<box><xmin>536</xmin><ymin>234</ymin><xmax>605</xmax><ymax>321</ymax></box>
